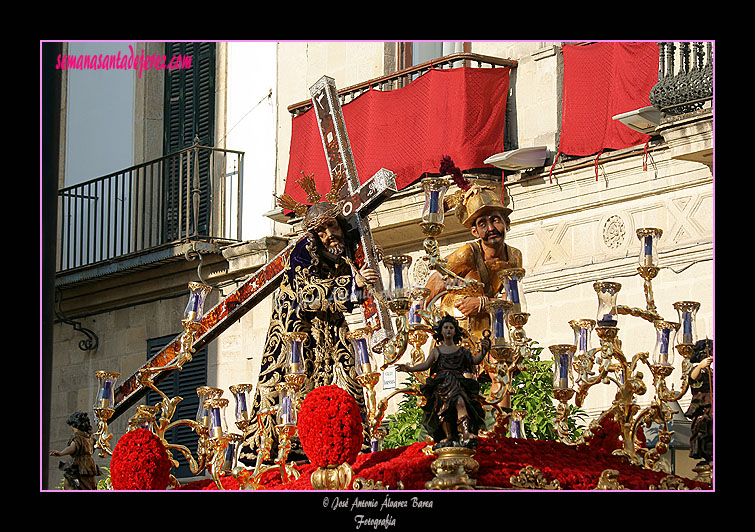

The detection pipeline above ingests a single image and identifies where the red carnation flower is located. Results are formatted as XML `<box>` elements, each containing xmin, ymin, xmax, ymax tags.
<box><xmin>297</xmin><ymin>385</ymin><xmax>363</xmax><ymax>468</ymax></box>
<box><xmin>110</xmin><ymin>428</ymin><xmax>172</xmax><ymax>490</ymax></box>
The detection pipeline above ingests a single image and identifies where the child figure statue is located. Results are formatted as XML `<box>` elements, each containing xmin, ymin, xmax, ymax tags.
<box><xmin>396</xmin><ymin>315</ymin><xmax>490</xmax><ymax>449</ymax></box>
<box><xmin>685</xmin><ymin>338</ymin><xmax>713</xmax><ymax>467</ymax></box>
<box><xmin>49</xmin><ymin>411</ymin><xmax>102</xmax><ymax>490</ymax></box>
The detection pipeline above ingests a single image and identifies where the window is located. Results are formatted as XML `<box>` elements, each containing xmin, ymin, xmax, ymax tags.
<box><xmin>163</xmin><ymin>42</ymin><xmax>216</xmax><ymax>240</ymax></box>
<box><xmin>399</xmin><ymin>41</ymin><xmax>470</xmax><ymax>72</ymax></box>
<box><xmin>145</xmin><ymin>334</ymin><xmax>208</xmax><ymax>479</ymax></box>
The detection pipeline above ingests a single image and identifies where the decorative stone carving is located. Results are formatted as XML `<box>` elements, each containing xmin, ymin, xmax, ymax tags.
<box><xmin>602</xmin><ymin>215</ymin><xmax>627</xmax><ymax>250</ymax></box>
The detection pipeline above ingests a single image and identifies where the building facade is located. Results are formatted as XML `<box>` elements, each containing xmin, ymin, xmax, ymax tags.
<box><xmin>42</xmin><ymin>41</ymin><xmax>713</xmax><ymax>489</ymax></box>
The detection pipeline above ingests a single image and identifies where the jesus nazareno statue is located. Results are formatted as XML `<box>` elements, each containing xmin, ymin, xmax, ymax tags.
<box><xmin>396</xmin><ymin>315</ymin><xmax>490</xmax><ymax>449</ymax></box>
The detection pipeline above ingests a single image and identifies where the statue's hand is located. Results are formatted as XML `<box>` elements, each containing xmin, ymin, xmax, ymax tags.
<box><xmin>356</xmin><ymin>266</ymin><xmax>379</xmax><ymax>288</ymax></box>
<box><xmin>454</xmin><ymin>296</ymin><xmax>481</xmax><ymax>316</ymax></box>
<box><xmin>480</xmin><ymin>336</ymin><xmax>491</xmax><ymax>354</ymax></box>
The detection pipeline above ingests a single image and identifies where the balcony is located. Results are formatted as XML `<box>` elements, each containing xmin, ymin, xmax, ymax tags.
<box><xmin>649</xmin><ymin>42</ymin><xmax>713</xmax><ymax>116</ymax></box>
<box><xmin>649</xmin><ymin>42</ymin><xmax>714</xmax><ymax>167</ymax></box>
<box><xmin>287</xmin><ymin>52</ymin><xmax>518</xmax><ymax>142</ymax></box>
<box><xmin>56</xmin><ymin>140</ymin><xmax>244</xmax><ymax>285</ymax></box>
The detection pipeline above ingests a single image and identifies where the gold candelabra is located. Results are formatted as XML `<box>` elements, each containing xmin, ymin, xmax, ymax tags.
<box><xmin>92</xmin><ymin>370</ymin><xmax>119</xmax><ymax>457</ymax></box>
<box><xmin>551</xmin><ymin>228</ymin><xmax>705</xmax><ymax>473</ymax></box>
<box><xmin>232</xmin><ymin>331</ymin><xmax>306</xmax><ymax>489</ymax></box>
<box><xmin>93</xmin><ymin>281</ymin><xmax>246</xmax><ymax>489</ymax></box>
<box><xmin>127</xmin><ymin>370</ymin><xmax>232</xmax><ymax>489</ymax></box>
<box><xmin>471</xmin><ymin>267</ymin><xmax>534</xmax><ymax>434</ymax></box>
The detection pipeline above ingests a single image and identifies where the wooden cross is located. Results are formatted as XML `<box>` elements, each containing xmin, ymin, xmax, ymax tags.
<box><xmin>309</xmin><ymin>75</ymin><xmax>397</xmax><ymax>349</ymax></box>
<box><xmin>109</xmin><ymin>76</ymin><xmax>398</xmax><ymax>419</ymax></box>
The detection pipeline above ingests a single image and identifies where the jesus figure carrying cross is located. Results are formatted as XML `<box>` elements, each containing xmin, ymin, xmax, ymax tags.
<box><xmin>241</xmin><ymin>76</ymin><xmax>397</xmax><ymax>462</ymax></box>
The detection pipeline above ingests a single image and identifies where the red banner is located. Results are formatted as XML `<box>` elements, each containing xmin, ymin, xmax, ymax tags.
<box><xmin>558</xmin><ymin>42</ymin><xmax>659</xmax><ymax>158</ymax></box>
<box><xmin>284</xmin><ymin>66</ymin><xmax>510</xmax><ymax>204</ymax></box>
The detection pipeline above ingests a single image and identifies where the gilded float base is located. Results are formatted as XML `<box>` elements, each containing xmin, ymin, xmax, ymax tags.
<box><xmin>425</xmin><ymin>446</ymin><xmax>478</xmax><ymax>490</ymax></box>
<box><xmin>692</xmin><ymin>463</ymin><xmax>713</xmax><ymax>485</ymax></box>
<box><xmin>310</xmin><ymin>462</ymin><xmax>354</xmax><ymax>490</ymax></box>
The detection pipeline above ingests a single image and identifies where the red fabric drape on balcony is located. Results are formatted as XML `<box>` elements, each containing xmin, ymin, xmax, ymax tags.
<box><xmin>552</xmin><ymin>42</ymin><xmax>659</xmax><ymax>180</ymax></box>
<box><xmin>284</xmin><ymin>66</ymin><xmax>510</xmax><ymax>206</ymax></box>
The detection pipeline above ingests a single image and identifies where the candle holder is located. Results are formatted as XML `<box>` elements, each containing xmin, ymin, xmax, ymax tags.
<box><xmin>127</xmin><ymin>405</ymin><xmax>159</xmax><ymax>432</ymax></box>
<box><xmin>638</xmin><ymin>303</ymin><xmax>701</xmax><ymax>467</ymax></box>
<box><xmin>92</xmin><ymin>370</ymin><xmax>119</xmax><ymax>457</ymax></box>
<box><xmin>241</xmin><ymin>385</ymin><xmax>299</xmax><ymax>490</ymax></box>
<box><xmin>196</xmin><ymin>386</ymin><xmax>224</xmax><ymax>432</ymax></box>
<box><xmin>378</xmin><ymin>256</ymin><xmax>414</xmax><ymax>370</ymax></box>
<box><xmin>348</xmin><ymin>327</ymin><xmax>383</xmax><ymax>451</ymax></box>
<box><xmin>481</xmin><ymin>299</ymin><xmax>521</xmax><ymax>431</ymax></box>
<box><xmin>637</xmin><ymin>228</ymin><xmax>662</xmax><ymax>270</ymax></box>
<box><xmin>404</xmin><ymin>288</ymin><xmax>433</xmax><ymax>384</ymax></box>
<box><xmin>497</xmin><ymin>269</ymin><xmax>531</xmax><ymax>351</ymax></box>
<box><xmin>272</xmin><ymin>385</ymin><xmax>302</xmax><ymax>482</ymax></box>
<box><xmin>277</xmin><ymin>386</ymin><xmax>298</xmax><ymax>428</ymax></box>
<box><xmin>636</xmin><ymin>228</ymin><xmax>662</xmax><ymax>313</ymax></box>
<box><xmin>123</xmin><ymin>379</ymin><xmax>227</xmax><ymax>488</ymax></box>
<box><xmin>594</xmin><ymin>281</ymin><xmax>621</xmax><ymax>328</ymax></box>
<box><xmin>647</xmin><ymin>300</ymin><xmax>701</xmax><ymax>404</ymax></box>
<box><xmin>184</xmin><ymin>281</ymin><xmax>212</xmax><ymax>322</ymax></box>
<box><xmin>230</xmin><ymin>383</ymin><xmax>255</xmax><ymax>432</ymax></box>
<box><xmin>284</xmin><ymin>331</ymin><xmax>308</xmax><ymax>391</ymax></box>
<box><xmin>177</xmin><ymin>281</ymin><xmax>213</xmax><ymax>365</ymax></box>
<box><xmin>418</xmin><ymin>177</ymin><xmax>483</xmax><ymax>295</ymax></box>
<box><xmin>509</xmin><ymin>410</ymin><xmax>528</xmax><ymax>439</ymax></box>
<box><xmin>232</xmin><ymin>333</ymin><xmax>309</xmax><ymax>488</ymax></box>
<box><xmin>94</xmin><ymin>370</ymin><xmax>118</xmax><ymax>411</ymax></box>
<box><xmin>500</xmin><ymin>267</ymin><xmax>527</xmax><ymax>315</ymax></box>
<box><xmin>383</xmin><ymin>254</ymin><xmax>412</xmax><ymax>300</ymax></box>
<box><xmin>221</xmin><ymin>433</ymin><xmax>243</xmax><ymax>474</ymax></box>
<box><xmin>651</xmin><ymin>320</ymin><xmax>680</xmax><ymax>370</ymax></box>
<box><xmin>349</xmin><ymin>326</ymin><xmax>377</xmax><ymax>379</ymax></box>
<box><xmin>202</xmin><ymin>397</ymin><xmax>233</xmax><ymax>488</ymax></box>
<box><xmin>570</xmin><ymin>319</ymin><xmax>596</xmax><ymax>361</ymax></box>
<box><xmin>551</xmin><ymin>343</ymin><xmax>576</xmax><ymax>392</ymax></box>
<box><xmin>549</xmin><ymin>344</ymin><xmax>578</xmax><ymax>444</ymax></box>
<box><xmin>205</xmin><ymin>397</ymin><xmax>229</xmax><ymax>440</ymax></box>
<box><xmin>674</xmin><ymin>300</ymin><xmax>700</xmax><ymax>347</ymax></box>
<box><xmin>420</xmin><ymin>176</ymin><xmax>450</xmax><ymax>232</ymax></box>
<box><xmin>487</xmin><ymin>298</ymin><xmax>514</xmax><ymax>352</ymax></box>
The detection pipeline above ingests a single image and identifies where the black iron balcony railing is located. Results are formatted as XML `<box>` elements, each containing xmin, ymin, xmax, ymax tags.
<box><xmin>57</xmin><ymin>140</ymin><xmax>244</xmax><ymax>273</ymax></box>
<box><xmin>649</xmin><ymin>42</ymin><xmax>713</xmax><ymax>116</ymax></box>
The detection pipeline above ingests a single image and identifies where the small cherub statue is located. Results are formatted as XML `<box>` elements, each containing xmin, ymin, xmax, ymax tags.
<box><xmin>396</xmin><ymin>315</ymin><xmax>490</xmax><ymax>449</ymax></box>
<box><xmin>685</xmin><ymin>338</ymin><xmax>713</xmax><ymax>466</ymax></box>
<box><xmin>49</xmin><ymin>411</ymin><xmax>102</xmax><ymax>489</ymax></box>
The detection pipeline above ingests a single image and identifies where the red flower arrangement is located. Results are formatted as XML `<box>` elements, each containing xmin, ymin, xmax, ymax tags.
<box><xmin>178</xmin><ymin>433</ymin><xmax>710</xmax><ymax>491</ymax></box>
<box><xmin>297</xmin><ymin>385</ymin><xmax>363</xmax><ymax>468</ymax></box>
<box><xmin>170</xmin><ymin>399</ymin><xmax>708</xmax><ymax>491</ymax></box>
<box><xmin>579</xmin><ymin>417</ymin><xmax>647</xmax><ymax>455</ymax></box>
<box><xmin>110</xmin><ymin>428</ymin><xmax>172</xmax><ymax>490</ymax></box>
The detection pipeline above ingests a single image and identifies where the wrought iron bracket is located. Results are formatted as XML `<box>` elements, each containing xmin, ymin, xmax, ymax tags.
<box><xmin>54</xmin><ymin>287</ymin><xmax>99</xmax><ymax>351</ymax></box>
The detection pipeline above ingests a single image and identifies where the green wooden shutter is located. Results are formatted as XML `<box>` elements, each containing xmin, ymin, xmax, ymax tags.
<box><xmin>163</xmin><ymin>42</ymin><xmax>215</xmax><ymax>241</ymax></box>
<box><xmin>146</xmin><ymin>335</ymin><xmax>208</xmax><ymax>480</ymax></box>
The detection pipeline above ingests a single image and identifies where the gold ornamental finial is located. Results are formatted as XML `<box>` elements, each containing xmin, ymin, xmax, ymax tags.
<box><xmin>275</xmin><ymin>170</ymin><xmax>346</xmax><ymax>226</ymax></box>
<box><xmin>325</xmin><ymin>167</ymin><xmax>347</xmax><ymax>203</ymax></box>
<box><xmin>297</xmin><ymin>172</ymin><xmax>322</xmax><ymax>204</ymax></box>
<box><xmin>274</xmin><ymin>192</ymin><xmax>309</xmax><ymax>217</ymax></box>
